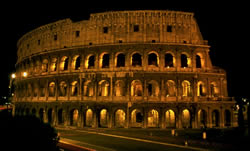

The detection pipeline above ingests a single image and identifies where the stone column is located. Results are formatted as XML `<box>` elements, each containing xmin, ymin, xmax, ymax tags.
<box><xmin>92</xmin><ymin>109</ymin><xmax>99</xmax><ymax>128</ymax></box>
<box><xmin>77</xmin><ymin>110</ymin><xmax>83</xmax><ymax>127</ymax></box>
<box><xmin>207</xmin><ymin>107</ymin><xmax>212</xmax><ymax>128</ymax></box>
<box><xmin>108</xmin><ymin>109</ymin><xmax>113</xmax><ymax>128</ymax></box>
<box><xmin>177</xmin><ymin>109</ymin><xmax>182</xmax><ymax>129</ymax></box>
<box><xmin>160</xmin><ymin>108</ymin><xmax>165</xmax><ymax>129</ymax></box>
<box><xmin>220</xmin><ymin>107</ymin><xmax>225</xmax><ymax>128</ymax></box>
<box><xmin>143</xmin><ymin>107</ymin><xmax>148</xmax><ymax>128</ymax></box>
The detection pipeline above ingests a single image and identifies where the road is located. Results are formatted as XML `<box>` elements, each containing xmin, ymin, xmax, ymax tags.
<box><xmin>57</xmin><ymin>128</ymin><xmax>208</xmax><ymax>151</ymax></box>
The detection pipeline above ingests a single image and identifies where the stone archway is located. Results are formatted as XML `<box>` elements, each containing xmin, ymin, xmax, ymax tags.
<box><xmin>147</xmin><ymin>109</ymin><xmax>159</xmax><ymax>127</ymax></box>
<box><xmin>70</xmin><ymin>109</ymin><xmax>79</xmax><ymax>126</ymax></box>
<box><xmin>198</xmin><ymin>109</ymin><xmax>207</xmax><ymax>128</ymax></box>
<box><xmin>182</xmin><ymin>109</ymin><xmax>191</xmax><ymax>128</ymax></box>
<box><xmin>115</xmin><ymin>109</ymin><xmax>126</xmax><ymax>128</ymax></box>
<box><xmin>165</xmin><ymin>109</ymin><xmax>176</xmax><ymax>128</ymax></box>
<box><xmin>131</xmin><ymin>109</ymin><xmax>143</xmax><ymax>127</ymax></box>
<box><xmin>99</xmin><ymin>109</ymin><xmax>108</xmax><ymax>127</ymax></box>
<box><xmin>85</xmin><ymin>109</ymin><xmax>93</xmax><ymax>127</ymax></box>
<box><xmin>212</xmin><ymin>110</ymin><xmax>220</xmax><ymax>127</ymax></box>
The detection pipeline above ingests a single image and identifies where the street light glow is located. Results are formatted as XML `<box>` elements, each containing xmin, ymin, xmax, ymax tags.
<box><xmin>23</xmin><ymin>72</ymin><xmax>27</xmax><ymax>77</ymax></box>
<box><xmin>11</xmin><ymin>73</ymin><xmax>16</xmax><ymax>79</ymax></box>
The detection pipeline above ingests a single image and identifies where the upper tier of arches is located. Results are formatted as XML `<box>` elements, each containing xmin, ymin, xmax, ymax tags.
<box><xmin>16</xmin><ymin>45</ymin><xmax>223</xmax><ymax>79</ymax></box>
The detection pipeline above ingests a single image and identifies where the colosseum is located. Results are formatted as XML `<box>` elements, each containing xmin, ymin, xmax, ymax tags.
<box><xmin>13</xmin><ymin>10</ymin><xmax>237</xmax><ymax>129</ymax></box>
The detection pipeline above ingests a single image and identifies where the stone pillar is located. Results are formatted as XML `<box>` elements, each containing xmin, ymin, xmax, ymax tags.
<box><xmin>52</xmin><ymin>108</ymin><xmax>57</xmax><ymax>126</ymax></box>
<box><xmin>177</xmin><ymin>110</ymin><xmax>182</xmax><ymax>129</ymax></box>
<box><xmin>80</xmin><ymin>76</ymin><xmax>83</xmax><ymax>101</ymax></box>
<box><xmin>108</xmin><ymin>110</ymin><xmax>113</xmax><ymax>128</ymax></box>
<box><xmin>77</xmin><ymin>110</ymin><xmax>82</xmax><ymax>127</ymax></box>
<box><xmin>125</xmin><ymin>104</ymin><xmax>130</xmax><ymax>128</ymax></box>
<box><xmin>63</xmin><ymin>110</ymin><xmax>67</xmax><ymax>126</ymax></box>
<box><xmin>55</xmin><ymin>81</ymin><xmax>58</xmax><ymax>101</ymax></box>
<box><xmin>92</xmin><ymin>109</ymin><xmax>99</xmax><ymax>128</ymax></box>
<box><xmin>192</xmin><ymin>110</ymin><xmax>198</xmax><ymax>128</ymax></box>
<box><xmin>160</xmin><ymin>108</ymin><xmax>165</xmax><ymax>129</ymax></box>
<box><xmin>53</xmin><ymin>107</ymin><xmax>57</xmax><ymax>126</ymax></box>
<box><xmin>44</xmin><ymin>108</ymin><xmax>48</xmax><ymax>123</ymax></box>
<box><xmin>220</xmin><ymin>107</ymin><xmax>225</xmax><ymax>128</ymax></box>
<box><xmin>143</xmin><ymin>107</ymin><xmax>148</xmax><ymax>128</ymax></box>
<box><xmin>207</xmin><ymin>107</ymin><xmax>212</xmax><ymax>128</ymax></box>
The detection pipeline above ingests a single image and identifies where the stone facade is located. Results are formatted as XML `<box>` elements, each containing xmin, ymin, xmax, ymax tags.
<box><xmin>13</xmin><ymin>10</ymin><xmax>237</xmax><ymax>129</ymax></box>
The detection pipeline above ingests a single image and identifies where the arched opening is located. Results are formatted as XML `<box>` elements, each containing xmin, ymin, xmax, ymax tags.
<box><xmin>100</xmin><ymin>53</ymin><xmax>110</xmax><ymax>68</ymax></box>
<box><xmin>166</xmin><ymin>80</ymin><xmax>176</xmax><ymax>97</ymax></box>
<box><xmin>148</xmin><ymin>53</ymin><xmax>158</xmax><ymax>67</ymax></box>
<box><xmin>115</xmin><ymin>109</ymin><xmax>126</xmax><ymax>127</ymax></box>
<box><xmin>60</xmin><ymin>56</ymin><xmax>69</xmax><ymax>71</ymax></box>
<box><xmin>48</xmin><ymin>82</ymin><xmax>56</xmax><ymax>97</ymax></box>
<box><xmin>131</xmin><ymin>109</ymin><xmax>143</xmax><ymax>127</ymax></box>
<box><xmin>197</xmin><ymin>81</ymin><xmax>206</xmax><ymax>96</ymax></box>
<box><xmin>100</xmin><ymin>109</ymin><xmax>108</xmax><ymax>127</ymax></box>
<box><xmin>48</xmin><ymin>108</ymin><xmax>53</xmax><ymax>124</ymax></box>
<box><xmin>59</xmin><ymin>81</ymin><xmax>67</xmax><ymax>96</ymax></box>
<box><xmin>84</xmin><ymin>81</ymin><xmax>94</xmax><ymax>96</ymax></box>
<box><xmin>115</xmin><ymin>80</ymin><xmax>125</xmax><ymax>96</ymax></box>
<box><xmin>196</xmin><ymin>55</ymin><xmax>202</xmax><ymax>68</ymax></box>
<box><xmin>147</xmin><ymin>80</ymin><xmax>159</xmax><ymax>97</ymax></box>
<box><xmin>148</xmin><ymin>109</ymin><xmax>159</xmax><ymax>127</ymax></box>
<box><xmin>212</xmin><ymin>110</ymin><xmax>220</xmax><ymax>127</ymax></box>
<box><xmin>132</xmin><ymin>53</ymin><xmax>142</xmax><ymax>67</ymax></box>
<box><xmin>131</xmin><ymin>80</ymin><xmax>143</xmax><ymax>96</ymax></box>
<box><xmin>72</xmin><ymin>55</ymin><xmax>81</xmax><ymax>70</ymax></box>
<box><xmin>42</xmin><ymin>59</ymin><xmax>48</xmax><ymax>72</ymax></box>
<box><xmin>87</xmin><ymin>55</ymin><xmax>95</xmax><ymax>69</ymax></box>
<box><xmin>182</xmin><ymin>109</ymin><xmax>191</xmax><ymax>128</ymax></box>
<box><xmin>165</xmin><ymin>110</ymin><xmax>176</xmax><ymax>128</ymax></box>
<box><xmin>198</xmin><ymin>109</ymin><xmax>207</xmax><ymax>128</ymax></box>
<box><xmin>116</xmin><ymin>53</ymin><xmax>125</xmax><ymax>67</ymax></box>
<box><xmin>86</xmin><ymin>109</ymin><xmax>93</xmax><ymax>127</ymax></box>
<box><xmin>39</xmin><ymin>108</ymin><xmax>44</xmax><ymax>122</ymax></box>
<box><xmin>50</xmin><ymin>58</ymin><xmax>57</xmax><ymax>72</ymax></box>
<box><xmin>58</xmin><ymin>109</ymin><xmax>64</xmax><ymax>125</ymax></box>
<box><xmin>210</xmin><ymin>82</ymin><xmax>219</xmax><ymax>97</ymax></box>
<box><xmin>70</xmin><ymin>109</ymin><xmax>79</xmax><ymax>126</ymax></box>
<box><xmin>182</xmin><ymin>80</ymin><xmax>191</xmax><ymax>97</ymax></box>
<box><xmin>165</xmin><ymin>53</ymin><xmax>174</xmax><ymax>67</ymax></box>
<box><xmin>98</xmin><ymin>80</ymin><xmax>109</xmax><ymax>96</ymax></box>
<box><xmin>181</xmin><ymin>54</ymin><xmax>188</xmax><ymax>68</ymax></box>
<box><xmin>71</xmin><ymin>81</ymin><xmax>78</xmax><ymax>96</ymax></box>
<box><xmin>225</xmin><ymin>110</ymin><xmax>231</xmax><ymax>127</ymax></box>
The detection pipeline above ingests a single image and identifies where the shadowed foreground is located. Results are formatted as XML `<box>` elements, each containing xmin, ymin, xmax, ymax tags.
<box><xmin>0</xmin><ymin>110</ymin><xmax>59</xmax><ymax>151</ymax></box>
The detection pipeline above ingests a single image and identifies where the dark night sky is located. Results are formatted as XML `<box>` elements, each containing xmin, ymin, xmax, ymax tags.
<box><xmin>1</xmin><ymin>2</ymin><xmax>249</xmax><ymax>99</ymax></box>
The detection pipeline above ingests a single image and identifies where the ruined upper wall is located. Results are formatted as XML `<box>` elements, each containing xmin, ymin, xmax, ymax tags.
<box><xmin>17</xmin><ymin>10</ymin><xmax>207</xmax><ymax>62</ymax></box>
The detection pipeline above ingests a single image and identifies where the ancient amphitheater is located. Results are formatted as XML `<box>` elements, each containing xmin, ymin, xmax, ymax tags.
<box><xmin>13</xmin><ymin>10</ymin><xmax>237</xmax><ymax>129</ymax></box>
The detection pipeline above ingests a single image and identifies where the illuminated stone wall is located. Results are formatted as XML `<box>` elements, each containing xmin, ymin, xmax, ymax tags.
<box><xmin>17</xmin><ymin>10</ymin><xmax>205</xmax><ymax>63</ymax></box>
<box><xmin>13</xmin><ymin>10</ymin><xmax>237</xmax><ymax>129</ymax></box>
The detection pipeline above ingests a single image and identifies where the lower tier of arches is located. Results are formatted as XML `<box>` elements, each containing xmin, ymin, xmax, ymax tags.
<box><xmin>13</xmin><ymin>101</ymin><xmax>237</xmax><ymax>129</ymax></box>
